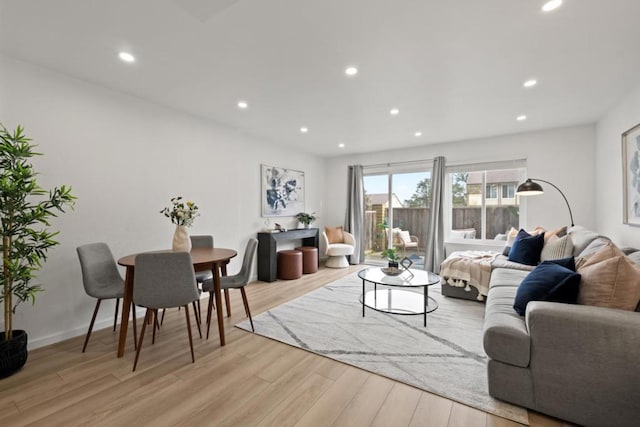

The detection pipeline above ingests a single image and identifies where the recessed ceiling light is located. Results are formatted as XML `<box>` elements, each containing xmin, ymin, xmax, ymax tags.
<box><xmin>118</xmin><ymin>52</ymin><xmax>135</xmax><ymax>63</ymax></box>
<box><xmin>517</xmin><ymin>115</ymin><xmax>527</xmax><ymax>121</ymax></box>
<box><xmin>300</xmin><ymin>127</ymin><xmax>308</xmax><ymax>133</ymax></box>
<box><xmin>390</xmin><ymin>108</ymin><xmax>400</xmax><ymax>116</ymax></box>
<box><xmin>523</xmin><ymin>79</ymin><xmax>537</xmax><ymax>88</ymax></box>
<box><xmin>338</xmin><ymin>143</ymin><xmax>345</xmax><ymax>148</ymax></box>
<box><xmin>542</xmin><ymin>0</ymin><xmax>562</xmax><ymax>12</ymax></box>
<box><xmin>237</xmin><ymin>101</ymin><xmax>248</xmax><ymax>109</ymax></box>
<box><xmin>345</xmin><ymin>67</ymin><xmax>358</xmax><ymax>76</ymax></box>
<box><xmin>415</xmin><ymin>131</ymin><xmax>422</xmax><ymax>137</ymax></box>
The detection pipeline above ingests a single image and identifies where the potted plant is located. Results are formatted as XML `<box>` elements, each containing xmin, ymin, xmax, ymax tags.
<box><xmin>381</xmin><ymin>247</ymin><xmax>401</xmax><ymax>268</ymax></box>
<box><xmin>1</xmin><ymin>124</ymin><xmax>75</xmax><ymax>378</ymax></box>
<box><xmin>295</xmin><ymin>212</ymin><xmax>317</xmax><ymax>229</ymax></box>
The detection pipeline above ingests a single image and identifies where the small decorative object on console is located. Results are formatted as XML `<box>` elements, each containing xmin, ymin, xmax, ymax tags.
<box><xmin>295</xmin><ymin>212</ymin><xmax>317</xmax><ymax>228</ymax></box>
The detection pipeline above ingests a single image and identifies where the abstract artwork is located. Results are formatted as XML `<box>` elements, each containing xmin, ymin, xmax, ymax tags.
<box><xmin>622</xmin><ymin>122</ymin><xmax>640</xmax><ymax>226</ymax></box>
<box><xmin>261</xmin><ymin>164</ymin><xmax>304</xmax><ymax>217</ymax></box>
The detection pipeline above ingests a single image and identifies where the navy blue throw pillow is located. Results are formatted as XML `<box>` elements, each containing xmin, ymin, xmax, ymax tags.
<box><xmin>546</xmin><ymin>257</ymin><xmax>576</xmax><ymax>272</ymax></box>
<box><xmin>508</xmin><ymin>229</ymin><xmax>545</xmax><ymax>266</ymax></box>
<box><xmin>513</xmin><ymin>261</ymin><xmax>581</xmax><ymax>316</ymax></box>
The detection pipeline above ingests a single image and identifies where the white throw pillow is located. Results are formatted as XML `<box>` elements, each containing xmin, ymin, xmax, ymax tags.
<box><xmin>399</xmin><ymin>230</ymin><xmax>412</xmax><ymax>244</ymax></box>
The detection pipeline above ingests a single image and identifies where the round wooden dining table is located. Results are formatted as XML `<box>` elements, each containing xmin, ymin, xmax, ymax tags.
<box><xmin>116</xmin><ymin>247</ymin><xmax>237</xmax><ymax>358</ymax></box>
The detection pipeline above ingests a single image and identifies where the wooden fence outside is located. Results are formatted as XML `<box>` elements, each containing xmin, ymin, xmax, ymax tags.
<box><xmin>364</xmin><ymin>206</ymin><xmax>519</xmax><ymax>251</ymax></box>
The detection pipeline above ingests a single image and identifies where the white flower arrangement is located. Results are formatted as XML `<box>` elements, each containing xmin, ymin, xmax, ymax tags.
<box><xmin>160</xmin><ymin>196</ymin><xmax>199</xmax><ymax>227</ymax></box>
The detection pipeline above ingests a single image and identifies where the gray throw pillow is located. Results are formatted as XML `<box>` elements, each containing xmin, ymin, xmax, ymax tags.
<box><xmin>541</xmin><ymin>235</ymin><xmax>574</xmax><ymax>261</ymax></box>
<box><xmin>567</xmin><ymin>226</ymin><xmax>600</xmax><ymax>256</ymax></box>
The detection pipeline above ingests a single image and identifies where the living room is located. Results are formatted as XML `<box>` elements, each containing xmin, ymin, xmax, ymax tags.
<box><xmin>1</xmin><ymin>1</ymin><xmax>639</xmax><ymax>426</ymax></box>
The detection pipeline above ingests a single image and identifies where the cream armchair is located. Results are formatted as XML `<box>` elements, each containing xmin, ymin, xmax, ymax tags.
<box><xmin>322</xmin><ymin>227</ymin><xmax>356</xmax><ymax>268</ymax></box>
<box><xmin>392</xmin><ymin>228</ymin><xmax>419</xmax><ymax>255</ymax></box>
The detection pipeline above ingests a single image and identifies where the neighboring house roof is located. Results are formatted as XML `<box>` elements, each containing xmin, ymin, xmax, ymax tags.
<box><xmin>367</xmin><ymin>193</ymin><xmax>404</xmax><ymax>208</ymax></box>
<box><xmin>467</xmin><ymin>170</ymin><xmax>521</xmax><ymax>185</ymax></box>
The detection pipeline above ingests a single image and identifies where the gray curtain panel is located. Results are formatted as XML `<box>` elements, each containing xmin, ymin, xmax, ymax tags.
<box><xmin>346</xmin><ymin>165</ymin><xmax>365</xmax><ymax>264</ymax></box>
<box><xmin>425</xmin><ymin>156</ymin><xmax>445</xmax><ymax>273</ymax></box>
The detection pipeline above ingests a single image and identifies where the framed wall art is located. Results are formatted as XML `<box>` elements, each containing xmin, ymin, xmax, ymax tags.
<box><xmin>622</xmin><ymin>122</ymin><xmax>640</xmax><ymax>226</ymax></box>
<box><xmin>261</xmin><ymin>164</ymin><xmax>305</xmax><ymax>217</ymax></box>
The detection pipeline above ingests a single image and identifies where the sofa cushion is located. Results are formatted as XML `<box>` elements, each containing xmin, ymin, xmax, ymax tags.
<box><xmin>491</xmin><ymin>255</ymin><xmax>536</xmax><ymax>272</ymax></box>
<box><xmin>508</xmin><ymin>229</ymin><xmax>545</xmax><ymax>266</ymax></box>
<box><xmin>513</xmin><ymin>260</ymin><xmax>581</xmax><ymax>316</ymax></box>
<box><xmin>578</xmin><ymin>243</ymin><xmax>640</xmax><ymax>311</ymax></box>
<box><xmin>540</xmin><ymin>235</ymin><xmax>574</xmax><ymax>261</ymax></box>
<box><xmin>484</xmin><ymin>269</ymin><xmax>531</xmax><ymax>367</ymax></box>
<box><xmin>325</xmin><ymin>226</ymin><xmax>344</xmax><ymax>244</ymax></box>
<box><xmin>568</xmin><ymin>225</ymin><xmax>599</xmax><ymax>256</ymax></box>
<box><xmin>575</xmin><ymin>236</ymin><xmax>611</xmax><ymax>268</ymax></box>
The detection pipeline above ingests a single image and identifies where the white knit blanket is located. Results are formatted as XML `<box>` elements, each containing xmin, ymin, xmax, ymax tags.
<box><xmin>439</xmin><ymin>250</ymin><xmax>499</xmax><ymax>297</ymax></box>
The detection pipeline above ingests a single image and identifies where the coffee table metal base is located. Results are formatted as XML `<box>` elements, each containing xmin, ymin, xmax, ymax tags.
<box><xmin>361</xmin><ymin>286</ymin><xmax>438</xmax><ymax>327</ymax></box>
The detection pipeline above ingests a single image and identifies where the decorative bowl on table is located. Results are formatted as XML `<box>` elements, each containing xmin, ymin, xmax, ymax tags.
<box><xmin>381</xmin><ymin>267</ymin><xmax>402</xmax><ymax>276</ymax></box>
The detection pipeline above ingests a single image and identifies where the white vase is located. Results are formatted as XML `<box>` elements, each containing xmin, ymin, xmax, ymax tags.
<box><xmin>172</xmin><ymin>225</ymin><xmax>192</xmax><ymax>252</ymax></box>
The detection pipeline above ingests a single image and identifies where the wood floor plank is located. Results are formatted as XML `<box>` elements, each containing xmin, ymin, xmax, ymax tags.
<box><xmin>294</xmin><ymin>366</ymin><xmax>370</xmax><ymax>427</ymax></box>
<box><xmin>370</xmin><ymin>382</ymin><xmax>422</xmax><ymax>427</ymax></box>
<box><xmin>332</xmin><ymin>374</ymin><xmax>395</xmax><ymax>427</ymax></box>
<box><xmin>487</xmin><ymin>413</ymin><xmax>527</xmax><ymax>427</ymax></box>
<box><xmin>0</xmin><ymin>374</ymin><xmax>121</xmax><ymax>426</ymax></box>
<box><xmin>448</xmin><ymin>402</ymin><xmax>487</xmax><ymax>427</ymax></box>
<box><xmin>409</xmin><ymin>392</ymin><xmax>454</xmax><ymax>427</ymax></box>
<box><xmin>216</xmin><ymin>354</ymin><xmax>322</xmax><ymax>427</ymax></box>
<box><xmin>255</xmin><ymin>372</ymin><xmax>335</xmax><ymax>427</ymax></box>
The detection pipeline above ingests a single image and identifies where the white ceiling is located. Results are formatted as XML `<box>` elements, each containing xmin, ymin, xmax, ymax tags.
<box><xmin>1</xmin><ymin>0</ymin><xmax>640</xmax><ymax>157</ymax></box>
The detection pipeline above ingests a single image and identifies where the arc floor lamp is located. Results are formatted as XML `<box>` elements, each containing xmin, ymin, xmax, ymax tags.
<box><xmin>516</xmin><ymin>178</ymin><xmax>575</xmax><ymax>227</ymax></box>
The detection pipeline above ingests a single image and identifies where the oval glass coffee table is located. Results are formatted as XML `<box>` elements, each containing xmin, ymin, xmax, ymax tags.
<box><xmin>358</xmin><ymin>267</ymin><xmax>441</xmax><ymax>326</ymax></box>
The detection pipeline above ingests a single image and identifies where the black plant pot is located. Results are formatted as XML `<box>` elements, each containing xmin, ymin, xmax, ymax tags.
<box><xmin>388</xmin><ymin>261</ymin><xmax>399</xmax><ymax>269</ymax></box>
<box><xmin>0</xmin><ymin>330</ymin><xmax>28</xmax><ymax>379</ymax></box>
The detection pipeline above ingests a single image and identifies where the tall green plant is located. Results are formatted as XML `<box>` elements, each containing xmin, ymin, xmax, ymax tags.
<box><xmin>0</xmin><ymin>124</ymin><xmax>75</xmax><ymax>341</ymax></box>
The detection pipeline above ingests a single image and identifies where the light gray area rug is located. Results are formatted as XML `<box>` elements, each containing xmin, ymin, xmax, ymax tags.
<box><xmin>236</xmin><ymin>272</ymin><xmax>528</xmax><ymax>424</ymax></box>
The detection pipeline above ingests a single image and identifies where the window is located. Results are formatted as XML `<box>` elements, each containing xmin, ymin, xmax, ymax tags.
<box><xmin>502</xmin><ymin>183</ymin><xmax>515</xmax><ymax>199</ymax></box>
<box><xmin>486</xmin><ymin>184</ymin><xmax>498</xmax><ymax>199</ymax></box>
<box><xmin>447</xmin><ymin>163</ymin><xmax>525</xmax><ymax>240</ymax></box>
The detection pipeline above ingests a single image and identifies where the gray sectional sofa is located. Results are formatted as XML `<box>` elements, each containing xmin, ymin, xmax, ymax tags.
<box><xmin>482</xmin><ymin>233</ymin><xmax>640</xmax><ymax>426</ymax></box>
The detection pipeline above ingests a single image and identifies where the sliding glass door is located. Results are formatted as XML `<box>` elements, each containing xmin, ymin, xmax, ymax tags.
<box><xmin>363</xmin><ymin>169</ymin><xmax>431</xmax><ymax>266</ymax></box>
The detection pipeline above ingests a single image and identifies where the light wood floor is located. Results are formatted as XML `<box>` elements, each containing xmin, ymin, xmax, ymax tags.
<box><xmin>0</xmin><ymin>266</ymin><xmax>572</xmax><ymax>427</ymax></box>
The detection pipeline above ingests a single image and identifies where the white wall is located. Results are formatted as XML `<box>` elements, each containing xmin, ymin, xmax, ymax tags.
<box><xmin>324</xmin><ymin>125</ymin><xmax>596</xmax><ymax>233</ymax></box>
<box><xmin>596</xmin><ymin>82</ymin><xmax>640</xmax><ymax>247</ymax></box>
<box><xmin>0</xmin><ymin>55</ymin><xmax>325</xmax><ymax>349</ymax></box>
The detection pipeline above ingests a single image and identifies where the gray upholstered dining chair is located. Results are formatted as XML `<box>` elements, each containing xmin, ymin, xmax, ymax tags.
<box><xmin>132</xmin><ymin>251</ymin><xmax>201</xmax><ymax>371</ymax></box>
<box><xmin>160</xmin><ymin>235</ymin><xmax>214</xmax><ymax>331</ymax></box>
<box><xmin>202</xmin><ymin>238</ymin><xmax>258</xmax><ymax>339</ymax></box>
<box><xmin>77</xmin><ymin>242</ymin><xmax>137</xmax><ymax>352</ymax></box>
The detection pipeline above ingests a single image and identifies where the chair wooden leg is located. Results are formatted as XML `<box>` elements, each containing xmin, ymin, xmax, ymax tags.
<box><xmin>197</xmin><ymin>299</ymin><xmax>202</xmax><ymax>325</ymax></box>
<box><xmin>160</xmin><ymin>308</ymin><xmax>166</xmax><ymax>326</ymax></box>
<box><xmin>192</xmin><ymin>301</ymin><xmax>202</xmax><ymax>339</ymax></box>
<box><xmin>152</xmin><ymin>309</ymin><xmax>158</xmax><ymax>344</ymax></box>
<box><xmin>131</xmin><ymin>304</ymin><xmax>138</xmax><ymax>351</ymax></box>
<box><xmin>224</xmin><ymin>289</ymin><xmax>231</xmax><ymax>317</ymax></box>
<box><xmin>240</xmin><ymin>288</ymin><xmax>254</xmax><ymax>332</ymax></box>
<box><xmin>82</xmin><ymin>299</ymin><xmax>102</xmax><ymax>352</ymax></box>
<box><xmin>184</xmin><ymin>305</ymin><xmax>195</xmax><ymax>363</ymax></box>
<box><xmin>113</xmin><ymin>298</ymin><xmax>119</xmax><ymax>332</ymax></box>
<box><xmin>206</xmin><ymin>292</ymin><xmax>214</xmax><ymax>340</ymax></box>
<box><xmin>133</xmin><ymin>309</ymin><xmax>151</xmax><ymax>372</ymax></box>
<box><xmin>206</xmin><ymin>295</ymin><xmax>215</xmax><ymax>325</ymax></box>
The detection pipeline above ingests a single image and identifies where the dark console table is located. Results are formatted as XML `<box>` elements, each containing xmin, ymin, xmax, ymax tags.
<box><xmin>257</xmin><ymin>228</ymin><xmax>319</xmax><ymax>282</ymax></box>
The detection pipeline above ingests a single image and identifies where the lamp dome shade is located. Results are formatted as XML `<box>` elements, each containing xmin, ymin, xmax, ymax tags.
<box><xmin>516</xmin><ymin>179</ymin><xmax>544</xmax><ymax>195</ymax></box>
